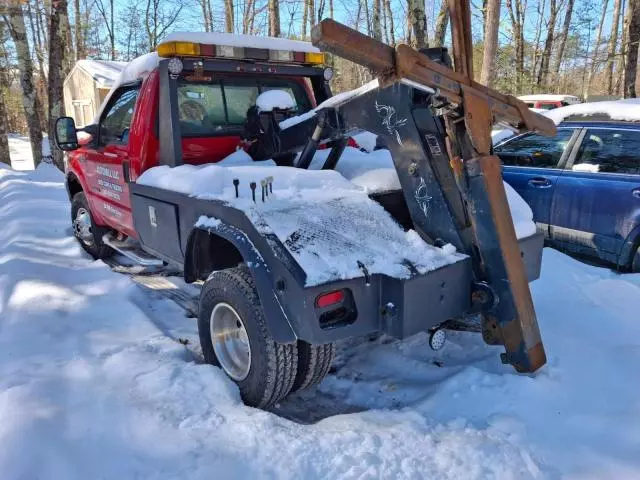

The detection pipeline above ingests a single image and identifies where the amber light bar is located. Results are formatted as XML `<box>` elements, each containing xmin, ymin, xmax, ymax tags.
<box><xmin>157</xmin><ymin>41</ymin><xmax>325</xmax><ymax>65</ymax></box>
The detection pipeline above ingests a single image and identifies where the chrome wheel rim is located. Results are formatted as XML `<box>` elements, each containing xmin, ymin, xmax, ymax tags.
<box><xmin>210</xmin><ymin>303</ymin><xmax>251</xmax><ymax>381</ymax></box>
<box><xmin>73</xmin><ymin>208</ymin><xmax>94</xmax><ymax>245</ymax></box>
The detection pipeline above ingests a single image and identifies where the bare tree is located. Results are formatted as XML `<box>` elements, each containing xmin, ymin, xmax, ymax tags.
<box><xmin>198</xmin><ymin>0</ymin><xmax>211</xmax><ymax>31</ymax></box>
<box><xmin>372</xmin><ymin>0</ymin><xmax>382</xmax><ymax>40</ymax></box>
<box><xmin>624</xmin><ymin>0</ymin><xmax>640</xmax><ymax>97</ymax></box>
<box><xmin>531</xmin><ymin>0</ymin><xmax>546</xmax><ymax>76</ymax></box>
<box><xmin>384</xmin><ymin>0</ymin><xmax>395</xmax><ymax>44</ymax></box>
<box><xmin>585</xmin><ymin>0</ymin><xmax>609</xmax><ymax>98</ymax></box>
<box><xmin>433</xmin><ymin>1</ymin><xmax>449</xmax><ymax>47</ymax></box>
<box><xmin>506</xmin><ymin>0</ymin><xmax>526</xmax><ymax>92</ymax></box>
<box><xmin>480</xmin><ymin>0</ymin><xmax>500</xmax><ymax>86</ymax></box>
<box><xmin>48</xmin><ymin>0</ymin><xmax>68</xmax><ymax>170</ymax></box>
<box><xmin>73</xmin><ymin>0</ymin><xmax>85</xmax><ymax>59</ymax></box>
<box><xmin>2</xmin><ymin>0</ymin><xmax>43</xmax><ymax>167</ymax></box>
<box><xmin>0</xmin><ymin>19</ymin><xmax>10</xmax><ymax>165</ymax></box>
<box><xmin>552</xmin><ymin>0</ymin><xmax>576</xmax><ymax>81</ymax></box>
<box><xmin>145</xmin><ymin>0</ymin><xmax>184</xmax><ymax>49</ymax></box>
<box><xmin>408</xmin><ymin>0</ymin><xmax>427</xmax><ymax>48</ymax></box>
<box><xmin>605</xmin><ymin>0</ymin><xmax>622</xmax><ymax>95</ymax></box>
<box><xmin>225</xmin><ymin>0</ymin><xmax>234</xmax><ymax>33</ymax></box>
<box><xmin>268</xmin><ymin>0</ymin><xmax>280</xmax><ymax>36</ymax></box>
<box><xmin>94</xmin><ymin>0</ymin><xmax>115</xmax><ymax>59</ymax></box>
<box><xmin>536</xmin><ymin>0</ymin><xmax>559</xmax><ymax>88</ymax></box>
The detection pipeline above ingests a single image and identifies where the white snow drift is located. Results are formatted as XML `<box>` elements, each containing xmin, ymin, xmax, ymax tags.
<box><xmin>2</xmin><ymin>158</ymin><xmax>640</xmax><ymax>479</ymax></box>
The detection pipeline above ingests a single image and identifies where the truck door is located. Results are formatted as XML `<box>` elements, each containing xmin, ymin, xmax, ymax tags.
<box><xmin>550</xmin><ymin>127</ymin><xmax>640</xmax><ymax>263</ymax></box>
<box><xmin>495</xmin><ymin>127</ymin><xmax>578</xmax><ymax>234</ymax></box>
<box><xmin>85</xmin><ymin>85</ymin><xmax>140</xmax><ymax>238</ymax></box>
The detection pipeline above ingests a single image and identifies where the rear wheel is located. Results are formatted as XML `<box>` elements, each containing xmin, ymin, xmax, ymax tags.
<box><xmin>198</xmin><ymin>266</ymin><xmax>297</xmax><ymax>408</ymax></box>
<box><xmin>71</xmin><ymin>192</ymin><xmax>113</xmax><ymax>259</ymax></box>
<box><xmin>291</xmin><ymin>341</ymin><xmax>335</xmax><ymax>392</ymax></box>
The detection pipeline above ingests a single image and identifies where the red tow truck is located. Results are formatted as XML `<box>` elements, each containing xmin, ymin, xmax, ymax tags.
<box><xmin>55</xmin><ymin>23</ymin><xmax>551</xmax><ymax>409</ymax></box>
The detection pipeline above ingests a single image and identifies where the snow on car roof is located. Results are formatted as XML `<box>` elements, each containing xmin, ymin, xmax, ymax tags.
<box><xmin>75</xmin><ymin>59</ymin><xmax>127</xmax><ymax>87</ymax></box>
<box><xmin>518</xmin><ymin>94</ymin><xmax>580</xmax><ymax>102</ymax></box>
<box><xmin>543</xmin><ymin>98</ymin><xmax>640</xmax><ymax>125</ymax></box>
<box><xmin>161</xmin><ymin>32</ymin><xmax>320</xmax><ymax>53</ymax></box>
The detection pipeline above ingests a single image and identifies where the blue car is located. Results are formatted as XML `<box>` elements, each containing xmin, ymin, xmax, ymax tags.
<box><xmin>495</xmin><ymin>120</ymin><xmax>640</xmax><ymax>272</ymax></box>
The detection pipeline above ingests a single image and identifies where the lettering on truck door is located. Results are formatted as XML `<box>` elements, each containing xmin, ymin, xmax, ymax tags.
<box><xmin>86</xmin><ymin>86</ymin><xmax>141</xmax><ymax>237</ymax></box>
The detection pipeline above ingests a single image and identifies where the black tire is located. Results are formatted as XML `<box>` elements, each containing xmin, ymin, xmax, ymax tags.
<box><xmin>291</xmin><ymin>341</ymin><xmax>335</xmax><ymax>392</ymax></box>
<box><xmin>198</xmin><ymin>266</ymin><xmax>297</xmax><ymax>408</ymax></box>
<box><xmin>631</xmin><ymin>245</ymin><xmax>640</xmax><ymax>273</ymax></box>
<box><xmin>70</xmin><ymin>192</ymin><xmax>113</xmax><ymax>259</ymax></box>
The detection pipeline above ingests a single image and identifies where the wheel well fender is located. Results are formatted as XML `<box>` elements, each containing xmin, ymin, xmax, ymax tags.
<box><xmin>66</xmin><ymin>172</ymin><xmax>84</xmax><ymax>201</ymax></box>
<box><xmin>184</xmin><ymin>225</ymin><xmax>296</xmax><ymax>343</ymax></box>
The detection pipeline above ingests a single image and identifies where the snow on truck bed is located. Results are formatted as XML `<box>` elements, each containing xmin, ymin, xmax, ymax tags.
<box><xmin>138</xmin><ymin>158</ymin><xmax>464</xmax><ymax>286</ymax></box>
<box><xmin>2</xmin><ymin>161</ymin><xmax>640</xmax><ymax>479</ymax></box>
<box><xmin>138</xmin><ymin>148</ymin><xmax>536</xmax><ymax>285</ymax></box>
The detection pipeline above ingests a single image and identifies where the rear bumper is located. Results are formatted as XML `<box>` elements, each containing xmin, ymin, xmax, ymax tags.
<box><xmin>295</xmin><ymin>231</ymin><xmax>544</xmax><ymax>343</ymax></box>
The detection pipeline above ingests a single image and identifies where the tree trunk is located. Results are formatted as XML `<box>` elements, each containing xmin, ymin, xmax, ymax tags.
<box><xmin>551</xmin><ymin>0</ymin><xmax>575</xmax><ymax>79</ymax></box>
<box><xmin>433</xmin><ymin>1</ymin><xmax>448</xmax><ymax>47</ymax></box>
<box><xmin>480</xmin><ymin>0</ymin><xmax>500</xmax><ymax>86</ymax></box>
<box><xmin>309</xmin><ymin>0</ymin><xmax>316</xmax><ymax>30</ymax></box>
<box><xmin>200</xmin><ymin>0</ymin><xmax>211</xmax><ymax>31</ymax></box>
<box><xmin>506</xmin><ymin>0</ymin><xmax>525</xmax><ymax>92</ymax></box>
<box><xmin>48</xmin><ymin>0</ymin><xmax>67</xmax><ymax>170</ymax></box>
<box><xmin>372</xmin><ymin>0</ymin><xmax>382</xmax><ymax>40</ymax></box>
<box><xmin>532</xmin><ymin>0</ymin><xmax>546</xmax><ymax>76</ymax></box>
<box><xmin>0</xmin><ymin>89</ymin><xmax>9</xmax><ymax>165</ymax></box>
<box><xmin>268</xmin><ymin>0</ymin><xmax>280</xmax><ymax>36</ymax></box>
<box><xmin>585</xmin><ymin>0</ymin><xmax>609</xmax><ymax>99</ymax></box>
<box><xmin>536</xmin><ymin>0</ymin><xmax>558</xmax><ymax>88</ymax></box>
<box><xmin>0</xmin><ymin>21</ymin><xmax>10</xmax><ymax>165</ymax></box>
<box><xmin>605</xmin><ymin>0</ymin><xmax>622</xmax><ymax>95</ymax></box>
<box><xmin>4</xmin><ymin>1</ymin><xmax>43</xmax><ymax>167</ymax></box>
<box><xmin>384</xmin><ymin>0</ymin><xmax>395</xmax><ymax>44</ymax></box>
<box><xmin>225</xmin><ymin>0</ymin><xmax>234</xmax><ymax>33</ymax></box>
<box><xmin>408</xmin><ymin>0</ymin><xmax>427</xmax><ymax>48</ymax></box>
<box><xmin>74</xmin><ymin>0</ymin><xmax>84</xmax><ymax>59</ymax></box>
<box><xmin>624</xmin><ymin>0</ymin><xmax>640</xmax><ymax>97</ymax></box>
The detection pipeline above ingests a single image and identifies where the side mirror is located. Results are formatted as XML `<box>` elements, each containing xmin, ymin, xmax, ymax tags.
<box><xmin>55</xmin><ymin>117</ymin><xmax>79</xmax><ymax>151</ymax></box>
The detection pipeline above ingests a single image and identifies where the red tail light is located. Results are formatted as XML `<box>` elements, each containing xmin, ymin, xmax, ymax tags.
<box><xmin>315</xmin><ymin>290</ymin><xmax>345</xmax><ymax>308</ymax></box>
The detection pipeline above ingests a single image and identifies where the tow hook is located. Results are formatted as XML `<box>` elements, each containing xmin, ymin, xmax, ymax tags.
<box><xmin>429</xmin><ymin>328</ymin><xmax>447</xmax><ymax>351</ymax></box>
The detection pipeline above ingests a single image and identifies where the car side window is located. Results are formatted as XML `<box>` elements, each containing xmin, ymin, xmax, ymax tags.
<box><xmin>572</xmin><ymin>129</ymin><xmax>640</xmax><ymax>175</ymax></box>
<box><xmin>100</xmin><ymin>88</ymin><xmax>139</xmax><ymax>146</ymax></box>
<box><xmin>494</xmin><ymin>129</ymin><xmax>574</xmax><ymax>168</ymax></box>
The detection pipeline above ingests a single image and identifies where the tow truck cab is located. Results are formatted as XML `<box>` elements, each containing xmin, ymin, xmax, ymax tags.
<box><xmin>64</xmin><ymin>35</ymin><xmax>332</xmax><ymax>239</ymax></box>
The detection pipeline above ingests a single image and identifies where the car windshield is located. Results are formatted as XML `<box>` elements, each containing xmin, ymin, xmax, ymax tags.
<box><xmin>176</xmin><ymin>77</ymin><xmax>313</xmax><ymax>137</ymax></box>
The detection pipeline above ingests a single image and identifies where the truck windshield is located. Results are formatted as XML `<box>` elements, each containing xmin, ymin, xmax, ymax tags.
<box><xmin>177</xmin><ymin>78</ymin><xmax>312</xmax><ymax>137</ymax></box>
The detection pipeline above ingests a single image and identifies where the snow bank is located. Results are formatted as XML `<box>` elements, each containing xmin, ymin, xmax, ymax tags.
<box><xmin>544</xmin><ymin>98</ymin><xmax>640</xmax><ymax>124</ymax></box>
<box><xmin>7</xmin><ymin>134</ymin><xmax>51</xmax><ymax>171</ymax></box>
<box><xmin>138</xmin><ymin>162</ymin><xmax>464</xmax><ymax>285</ymax></box>
<box><xmin>2</xmin><ymin>164</ymin><xmax>640</xmax><ymax>479</ymax></box>
<box><xmin>161</xmin><ymin>32</ymin><xmax>320</xmax><ymax>53</ymax></box>
<box><xmin>256</xmin><ymin>90</ymin><xmax>296</xmax><ymax>112</ymax></box>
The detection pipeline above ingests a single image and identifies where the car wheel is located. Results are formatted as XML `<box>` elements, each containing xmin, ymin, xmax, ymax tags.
<box><xmin>632</xmin><ymin>245</ymin><xmax>640</xmax><ymax>273</ymax></box>
<box><xmin>71</xmin><ymin>192</ymin><xmax>113</xmax><ymax>259</ymax></box>
<box><xmin>291</xmin><ymin>341</ymin><xmax>335</xmax><ymax>392</ymax></box>
<box><xmin>198</xmin><ymin>266</ymin><xmax>297</xmax><ymax>408</ymax></box>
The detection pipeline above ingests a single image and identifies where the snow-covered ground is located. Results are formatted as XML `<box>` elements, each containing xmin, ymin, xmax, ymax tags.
<box><xmin>2</xmin><ymin>147</ymin><xmax>640</xmax><ymax>479</ymax></box>
<box><xmin>7</xmin><ymin>134</ymin><xmax>50</xmax><ymax>171</ymax></box>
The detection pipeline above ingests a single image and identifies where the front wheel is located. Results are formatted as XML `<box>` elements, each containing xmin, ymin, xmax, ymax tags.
<box><xmin>198</xmin><ymin>266</ymin><xmax>297</xmax><ymax>408</ymax></box>
<box><xmin>71</xmin><ymin>192</ymin><xmax>113</xmax><ymax>259</ymax></box>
